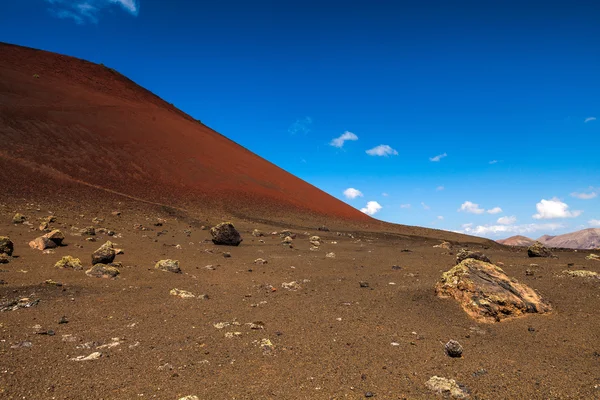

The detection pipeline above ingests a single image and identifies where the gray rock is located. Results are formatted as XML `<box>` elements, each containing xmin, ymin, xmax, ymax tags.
<box><xmin>210</xmin><ymin>222</ymin><xmax>242</xmax><ymax>246</ymax></box>
<box><xmin>91</xmin><ymin>241</ymin><xmax>116</xmax><ymax>264</ymax></box>
<box><xmin>445</xmin><ymin>340</ymin><xmax>463</xmax><ymax>357</ymax></box>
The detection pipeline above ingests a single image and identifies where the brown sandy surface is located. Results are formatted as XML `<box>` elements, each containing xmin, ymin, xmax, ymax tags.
<box><xmin>1</xmin><ymin>43</ymin><xmax>600</xmax><ymax>399</ymax></box>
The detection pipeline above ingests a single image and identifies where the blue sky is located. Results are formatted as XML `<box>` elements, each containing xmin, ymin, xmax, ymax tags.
<box><xmin>2</xmin><ymin>0</ymin><xmax>599</xmax><ymax>238</ymax></box>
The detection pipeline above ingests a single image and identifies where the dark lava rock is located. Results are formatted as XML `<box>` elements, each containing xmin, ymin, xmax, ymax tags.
<box><xmin>318</xmin><ymin>225</ymin><xmax>330</xmax><ymax>232</ymax></box>
<box><xmin>91</xmin><ymin>241</ymin><xmax>116</xmax><ymax>265</ymax></box>
<box><xmin>527</xmin><ymin>242</ymin><xmax>554</xmax><ymax>258</ymax></box>
<box><xmin>210</xmin><ymin>222</ymin><xmax>242</xmax><ymax>246</ymax></box>
<box><xmin>456</xmin><ymin>249</ymin><xmax>491</xmax><ymax>264</ymax></box>
<box><xmin>0</xmin><ymin>237</ymin><xmax>13</xmax><ymax>256</ymax></box>
<box><xmin>445</xmin><ymin>340</ymin><xmax>463</xmax><ymax>357</ymax></box>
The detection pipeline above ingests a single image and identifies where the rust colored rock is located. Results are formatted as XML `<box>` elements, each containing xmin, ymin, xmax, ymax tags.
<box><xmin>29</xmin><ymin>236</ymin><xmax>57</xmax><ymax>250</ymax></box>
<box><xmin>527</xmin><ymin>242</ymin><xmax>554</xmax><ymax>258</ymax></box>
<box><xmin>435</xmin><ymin>259</ymin><xmax>552</xmax><ymax>323</ymax></box>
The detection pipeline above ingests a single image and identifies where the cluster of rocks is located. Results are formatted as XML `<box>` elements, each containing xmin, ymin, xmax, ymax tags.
<box><xmin>87</xmin><ymin>241</ymin><xmax>120</xmax><ymax>278</ymax></box>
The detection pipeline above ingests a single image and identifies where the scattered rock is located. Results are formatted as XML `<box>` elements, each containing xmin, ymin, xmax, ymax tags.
<box><xmin>310</xmin><ymin>236</ymin><xmax>321</xmax><ymax>246</ymax></box>
<box><xmin>359</xmin><ymin>281</ymin><xmax>369</xmax><ymax>288</ymax></box>
<box><xmin>455</xmin><ymin>249</ymin><xmax>491</xmax><ymax>264</ymax></box>
<box><xmin>223</xmin><ymin>252</ymin><xmax>232</xmax><ymax>258</ymax></box>
<box><xmin>326</xmin><ymin>252</ymin><xmax>336</xmax><ymax>258</ymax></box>
<box><xmin>170</xmin><ymin>288</ymin><xmax>195</xmax><ymax>298</ymax></box>
<box><xmin>434</xmin><ymin>241</ymin><xmax>452</xmax><ymax>250</ymax></box>
<box><xmin>282</xmin><ymin>236</ymin><xmax>293</xmax><ymax>244</ymax></box>
<box><xmin>12</xmin><ymin>213</ymin><xmax>26</xmax><ymax>224</ymax></box>
<box><xmin>0</xmin><ymin>236</ymin><xmax>14</xmax><ymax>256</ymax></box>
<box><xmin>55</xmin><ymin>256</ymin><xmax>83</xmax><ymax>270</ymax></box>
<box><xmin>435</xmin><ymin>258</ymin><xmax>552</xmax><ymax>322</ymax></box>
<box><xmin>425</xmin><ymin>376</ymin><xmax>469</xmax><ymax>398</ymax></box>
<box><xmin>445</xmin><ymin>340</ymin><xmax>463</xmax><ymax>357</ymax></box>
<box><xmin>86</xmin><ymin>263</ymin><xmax>120</xmax><ymax>278</ymax></box>
<box><xmin>563</xmin><ymin>270</ymin><xmax>599</xmax><ymax>278</ymax></box>
<box><xmin>92</xmin><ymin>241</ymin><xmax>116</xmax><ymax>264</ymax></box>
<box><xmin>155</xmin><ymin>259</ymin><xmax>181</xmax><ymax>273</ymax></box>
<box><xmin>318</xmin><ymin>225</ymin><xmax>330</xmax><ymax>232</ymax></box>
<box><xmin>586</xmin><ymin>254</ymin><xmax>600</xmax><ymax>261</ymax></box>
<box><xmin>281</xmin><ymin>281</ymin><xmax>301</xmax><ymax>291</ymax></box>
<box><xmin>80</xmin><ymin>226</ymin><xmax>96</xmax><ymax>236</ymax></box>
<box><xmin>254</xmin><ymin>258</ymin><xmax>267</xmax><ymax>265</ymax></box>
<box><xmin>0</xmin><ymin>254</ymin><xmax>9</xmax><ymax>264</ymax></box>
<box><xmin>210</xmin><ymin>222</ymin><xmax>242</xmax><ymax>246</ymax></box>
<box><xmin>527</xmin><ymin>242</ymin><xmax>554</xmax><ymax>258</ymax></box>
<box><xmin>1</xmin><ymin>297</ymin><xmax>40</xmax><ymax>312</ymax></box>
<box><xmin>252</xmin><ymin>229</ymin><xmax>264</xmax><ymax>237</ymax></box>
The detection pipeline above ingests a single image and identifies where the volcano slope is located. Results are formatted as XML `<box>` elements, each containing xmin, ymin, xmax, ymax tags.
<box><xmin>1</xmin><ymin>43</ymin><xmax>600</xmax><ymax>399</ymax></box>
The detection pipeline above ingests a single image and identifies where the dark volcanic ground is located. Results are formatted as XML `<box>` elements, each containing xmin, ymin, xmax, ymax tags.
<box><xmin>1</xmin><ymin>199</ymin><xmax>600</xmax><ymax>400</ymax></box>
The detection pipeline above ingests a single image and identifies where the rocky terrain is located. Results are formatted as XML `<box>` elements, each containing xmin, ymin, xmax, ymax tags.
<box><xmin>1</xmin><ymin>43</ymin><xmax>600</xmax><ymax>399</ymax></box>
<box><xmin>499</xmin><ymin>229</ymin><xmax>600</xmax><ymax>250</ymax></box>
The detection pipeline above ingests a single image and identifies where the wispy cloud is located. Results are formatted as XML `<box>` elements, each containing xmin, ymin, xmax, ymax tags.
<box><xmin>437</xmin><ymin>215</ymin><xmax>444</xmax><ymax>220</ymax></box>
<box><xmin>330</xmin><ymin>131</ymin><xmax>358</xmax><ymax>148</ymax></box>
<box><xmin>421</xmin><ymin>202</ymin><xmax>430</xmax><ymax>210</ymax></box>
<box><xmin>589</xmin><ymin>219</ymin><xmax>600</xmax><ymax>227</ymax></box>
<box><xmin>46</xmin><ymin>0</ymin><xmax>139</xmax><ymax>23</ymax></box>
<box><xmin>571</xmin><ymin>190</ymin><xmax>597</xmax><ymax>200</ymax></box>
<box><xmin>343</xmin><ymin>188</ymin><xmax>363</xmax><ymax>199</ymax></box>
<box><xmin>366</xmin><ymin>145</ymin><xmax>398</xmax><ymax>156</ymax></box>
<box><xmin>382</xmin><ymin>192</ymin><xmax>389</xmax><ymax>197</ymax></box>
<box><xmin>532</xmin><ymin>198</ymin><xmax>582</xmax><ymax>219</ymax></box>
<box><xmin>458</xmin><ymin>201</ymin><xmax>485</xmax><ymax>214</ymax></box>
<box><xmin>360</xmin><ymin>201</ymin><xmax>382</xmax><ymax>216</ymax></box>
<box><xmin>461</xmin><ymin>222</ymin><xmax>564</xmax><ymax>237</ymax></box>
<box><xmin>584</xmin><ymin>117</ymin><xmax>596</xmax><ymax>123</ymax></box>
<box><xmin>429</xmin><ymin>152</ymin><xmax>447</xmax><ymax>162</ymax></box>
<box><xmin>436</xmin><ymin>186</ymin><xmax>444</xmax><ymax>191</ymax></box>
<box><xmin>487</xmin><ymin>207</ymin><xmax>503</xmax><ymax>214</ymax></box>
<box><xmin>497</xmin><ymin>215</ymin><xmax>517</xmax><ymax>225</ymax></box>
<box><xmin>288</xmin><ymin>117</ymin><xmax>312</xmax><ymax>135</ymax></box>
<box><xmin>489</xmin><ymin>160</ymin><xmax>498</xmax><ymax>165</ymax></box>
<box><xmin>400</xmin><ymin>204</ymin><xmax>411</xmax><ymax>209</ymax></box>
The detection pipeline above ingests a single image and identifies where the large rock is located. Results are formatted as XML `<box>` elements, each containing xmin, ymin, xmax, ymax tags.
<box><xmin>29</xmin><ymin>230</ymin><xmax>64</xmax><ymax>250</ymax></box>
<box><xmin>155</xmin><ymin>259</ymin><xmax>181</xmax><ymax>273</ymax></box>
<box><xmin>86</xmin><ymin>263</ymin><xmax>120</xmax><ymax>278</ymax></box>
<box><xmin>455</xmin><ymin>249</ymin><xmax>491</xmax><ymax>264</ymax></box>
<box><xmin>91</xmin><ymin>241</ymin><xmax>116</xmax><ymax>264</ymax></box>
<box><xmin>0</xmin><ymin>236</ymin><xmax>14</xmax><ymax>256</ymax></box>
<box><xmin>527</xmin><ymin>241</ymin><xmax>554</xmax><ymax>258</ymax></box>
<box><xmin>435</xmin><ymin>259</ymin><xmax>552</xmax><ymax>323</ymax></box>
<box><xmin>210</xmin><ymin>222</ymin><xmax>242</xmax><ymax>246</ymax></box>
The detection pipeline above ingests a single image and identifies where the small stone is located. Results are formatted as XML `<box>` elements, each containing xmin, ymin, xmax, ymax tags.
<box><xmin>359</xmin><ymin>281</ymin><xmax>369</xmax><ymax>288</ymax></box>
<box><xmin>223</xmin><ymin>252</ymin><xmax>231</xmax><ymax>258</ymax></box>
<box><xmin>282</xmin><ymin>236</ymin><xmax>293</xmax><ymax>244</ymax></box>
<box><xmin>59</xmin><ymin>316</ymin><xmax>69</xmax><ymax>324</ymax></box>
<box><xmin>170</xmin><ymin>288</ymin><xmax>195</xmax><ymax>298</ymax></box>
<box><xmin>80</xmin><ymin>226</ymin><xmax>96</xmax><ymax>236</ymax></box>
<box><xmin>325</xmin><ymin>252</ymin><xmax>336</xmax><ymax>258</ymax></box>
<box><xmin>425</xmin><ymin>376</ymin><xmax>469</xmax><ymax>399</ymax></box>
<box><xmin>0</xmin><ymin>236</ymin><xmax>13</xmax><ymax>256</ymax></box>
<box><xmin>252</xmin><ymin>229</ymin><xmax>264</xmax><ymax>237</ymax></box>
<box><xmin>55</xmin><ymin>256</ymin><xmax>83</xmax><ymax>270</ymax></box>
<box><xmin>525</xmin><ymin>269</ymin><xmax>534</xmax><ymax>276</ymax></box>
<box><xmin>445</xmin><ymin>340</ymin><xmax>463</xmax><ymax>357</ymax></box>
<box><xmin>12</xmin><ymin>213</ymin><xmax>26</xmax><ymax>224</ymax></box>
<box><xmin>392</xmin><ymin>265</ymin><xmax>402</xmax><ymax>270</ymax></box>
<box><xmin>155</xmin><ymin>259</ymin><xmax>181</xmax><ymax>273</ymax></box>
<box><xmin>178</xmin><ymin>396</ymin><xmax>200</xmax><ymax>400</ymax></box>
<box><xmin>111</xmin><ymin>211</ymin><xmax>121</xmax><ymax>216</ymax></box>
<box><xmin>70</xmin><ymin>352</ymin><xmax>102</xmax><ymax>361</ymax></box>
<box><xmin>0</xmin><ymin>254</ymin><xmax>9</xmax><ymax>264</ymax></box>
<box><xmin>254</xmin><ymin>258</ymin><xmax>267</xmax><ymax>265</ymax></box>
<box><xmin>365</xmin><ymin>392</ymin><xmax>374</xmax><ymax>398</ymax></box>
<box><xmin>92</xmin><ymin>241</ymin><xmax>116</xmax><ymax>264</ymax></box>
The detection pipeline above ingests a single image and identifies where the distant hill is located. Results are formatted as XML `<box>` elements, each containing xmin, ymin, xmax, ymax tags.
<box><xmin>497</xmin><ymin>235</ymin><xmax>536</xmax><ymax>247</ymax></box>
<box><xmin>498</xmin><ymin>229</ymin><xmax>600</xmax><ymax>249</ymax></box>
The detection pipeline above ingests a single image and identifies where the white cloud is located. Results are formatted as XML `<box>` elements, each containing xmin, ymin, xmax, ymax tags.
<box><xmin>366</xmin><ymin>144</ymin><xmax>398</xmax><ymax>156</ymax></box>
<box><xmin>489</xmin><ymin>160</ymin><xmax>498</xmax><ymax>164</ymax></box>
<box><xmin>330</xmin><ymin>131</ymin><xmax>358</xmax><ymax>148</ymax></box>
<box><xmin>462</xmin><ymin>223</ymin><xmax>564</xmax><ymax>237</ymax></box>
<box><xmin>360</xmin><ymin>201</ymin><xmax>382</xmax><ymax>216</ymax></box>
<box><xmin>382</xmin><ymin>192</ymin><xmax>389</xmax><ymax>197</ymax></box>
<box><xmin>436</xmin><ymin>186</ymin><xmax>444</xmax><ymax>191</ymax></box>
<box><xmin>343</xmin><ymin>188</ymin><xmax>363</xmax><ymax>199</ymax></box>
<box><xmin>487</xmin><ymin>207</ymin><xmax>503</xmax><ymax>214</ymax></box>
<box><xmin>288</xmin><ymin>116</ymin><xmax>312</xmax><ymax>135</ymax></box>
<box><xmin>458</xmin><ymin>201</ymin><xmax>485</xmax><ymax>214</ymax></box>
<box><xmin>589</xmin><ymin>219</ymin><xmax>600</xmax><ymax>227</ymax></box>
<box><xmin>429</xmin><ymin>152</ymin><xmax>447</xmax><ymax>162</ymax></box>
<box><xmin>497</xmin><ymin>215</ymin><xmax>517</xmax><ymax>225</ymax></box>
<box><xmin>437</xmin><ymin>216</ymin><xmax>444</xmax><ymax>220</ymax></box>
<box><xmin>584</xmin><ymin>117</ymin><xmax>596</xmax><ymax>123</ymax></box>
<box><xmin>421</xmin><ymin>202</ymin><xmax>430</xmax><ymax>210</ymax></box>
<box><xmin>571</xmin><ymin>191</ymin><xmax>597</xmax><ymax>200</ymax></box>
<box><xmin>46</xmin><ymin>0</ymin><xmax>138</xmax><ymax>23</ymax></box>
<box><xmin>532</xmin><ymin>198</ymin><xmax>583</xmax><ymax>219</ymax></box>
<box><xmin>400</xmin><ymin>204</ymin><xmax>411</xmax><ymax>209</ymax></box>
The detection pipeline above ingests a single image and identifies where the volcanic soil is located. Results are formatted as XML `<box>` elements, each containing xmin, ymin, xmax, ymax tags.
<box><xmin>1</xmin><ymin>43</ymin><xmax>600</xmax><ymax>399</ymax></box>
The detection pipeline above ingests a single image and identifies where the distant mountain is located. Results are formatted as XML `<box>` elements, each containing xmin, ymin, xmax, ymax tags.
<box><xmin>497</xmin><ymin>235</ymin><xmax>536</xmax><ymax>247</ymax></box>
<box><xmin>498</xmin><ymin>229</ymin><xmax>600</xmax><ymax>249</ymax></box>
<box><xmin>536</xmin><ymin>228</ymin><xmax>600</xmax><ymax>250</ymax></box>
